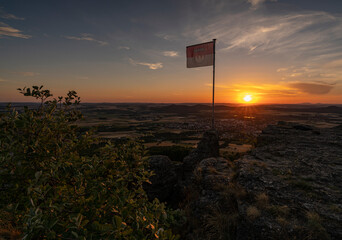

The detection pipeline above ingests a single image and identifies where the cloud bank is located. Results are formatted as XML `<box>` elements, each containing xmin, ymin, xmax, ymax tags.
<box><xmin>288</xmin><ymin>82</ymin><xmax>335</xmax><ymax>95</ymax></box>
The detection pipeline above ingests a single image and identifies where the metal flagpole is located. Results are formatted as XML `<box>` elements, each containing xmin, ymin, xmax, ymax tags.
<box><xmin>212</xmin><ymin>39</ymin><xmax>216</xmax><ymax>130</ymax></box>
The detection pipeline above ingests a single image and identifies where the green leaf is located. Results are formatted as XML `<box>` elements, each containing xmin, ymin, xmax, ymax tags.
<box><xmin>71</xmin><ymin>231</ymin><xmax>79</xmax><ymax>238</ymax></box>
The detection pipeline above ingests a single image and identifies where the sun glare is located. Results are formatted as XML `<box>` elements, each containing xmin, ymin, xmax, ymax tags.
<box><xmin>243</xmin><ymin>94</ymin><xmax>252</xmax><ymax>102</ymax></box>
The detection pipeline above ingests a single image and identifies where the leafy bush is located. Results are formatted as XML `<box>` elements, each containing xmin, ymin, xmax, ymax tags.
<box><xmin>0</xmin><ymin>86</ymin><xmax>180</xmax><ymax>239</ymax></box>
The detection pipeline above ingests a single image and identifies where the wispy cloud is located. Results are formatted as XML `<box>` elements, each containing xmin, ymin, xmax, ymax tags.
<box><xmin>64</xmin><ymin>33</ymin><xmax>108</xmax><ymax>46</ymax></box>
<box><xmin>248</xmin><ymin>0</ymin><xmax>276</xmax><ymax>9</ymax></box>
<box><xmin>129</xmin><ymin>58</ymin><xmax>163</xmax><ymax>70</ymax></box>
<box><xmin>118</xmin><ymin>46</ymin><xmax>130</xmax><ymax>50</ymax></box>
<box><xmin>156</xmin><ymin>33</ymin><xmax>177</xmax><ymax>41</ymax></box>
<box><xmin>0</xmin><ymin>22</ymin><xmax>31</xmax><ymax>39</ymax></box>
<box><xmin>277</xmin><ymin>62</ymin><xmax>342</xmax><ymax>84</ymax></box>
<box><xmin>186</xmin><ymin>7</ymin><xmax>342</xmax><ymax>89</ymax></box>
<box><xmin>0</xmin><ymin>8</ymin><xmax>25</xmax><ymax>20</ymax></box>
<box><xmin>16</xmin><ymin>71</ymin><xmax>40</xmax><ymax>77</ymax></box>
<box><xmin>187</xmin><ymin>10</ymin><xmax>342</xmax><ymax>60</ymax></box>
<box><xmin>324</xmin><ymin>59</ymin><xmax>342</xmax><ymax>69</ymax></box>
<box><xmin>163</xmin><ymin>51</ymin><xmax>179</xmax><ymax>57</ymax></box>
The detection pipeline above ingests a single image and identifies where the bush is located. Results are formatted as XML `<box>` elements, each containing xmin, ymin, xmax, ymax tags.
<box><xmin>0</xmin><ymin>86</ymin><xmax>180</xmax><ymax>239</ymax></box>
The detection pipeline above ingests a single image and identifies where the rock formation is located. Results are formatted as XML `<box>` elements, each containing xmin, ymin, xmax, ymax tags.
<box><xmin>183</xmin><ymin>130</ymin><xmax>219</xmax><ymax>181</ymax></box>
<box><xmin>147</xmin><ymin>123</ymin><xmax>342</xmax><ymax>239</ymax></box>
<box><xmin>144</xmin><ymin>155</ymin><xmax>179</xmax><ymax>205</ymax></box>
<box><xmin>236</xmin><ymin>122</ymin><xmax>342</xmax><ymax>239</ymax></box>
<box><xmin>185</xmin><ymin>157</ymin><xmax>238</xmax><ymax>240</ymax></box>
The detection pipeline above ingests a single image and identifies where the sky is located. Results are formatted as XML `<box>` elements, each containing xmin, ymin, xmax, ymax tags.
<box><xmin>0</xmin><ymin>0</ymin><xmax>342</xmax><ymax>104</ymax></box>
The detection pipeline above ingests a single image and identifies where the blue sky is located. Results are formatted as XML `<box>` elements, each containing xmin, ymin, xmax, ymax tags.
<box><xmin>1</xmin><ymin>0</ymin><xmax>342</xmax><ymax>103</ymax></box>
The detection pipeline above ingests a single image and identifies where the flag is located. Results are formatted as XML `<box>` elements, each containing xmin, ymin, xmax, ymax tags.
<box><xmin>186</xmin><ymin>41</ymin><xmax>214</xmax><ymax>68</ymax></box>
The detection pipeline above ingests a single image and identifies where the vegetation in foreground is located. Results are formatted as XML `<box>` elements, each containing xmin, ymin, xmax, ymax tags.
<box><xmin>0</xmin><ymin>86</ymin><xmax>181</xmax><ymax>239</ymax></box>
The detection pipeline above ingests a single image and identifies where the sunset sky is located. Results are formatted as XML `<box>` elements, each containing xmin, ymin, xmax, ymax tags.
<box><xmin>1</xmin><ymin>0</ymin><xmax>342</xmax><ymax>104</ymax></box>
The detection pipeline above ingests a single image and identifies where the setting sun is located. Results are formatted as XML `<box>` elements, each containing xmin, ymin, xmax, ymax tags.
<box><xmin>243</xmin><ymin>94</ymin><xmax>252</xmax><ymax>102</ymax></box>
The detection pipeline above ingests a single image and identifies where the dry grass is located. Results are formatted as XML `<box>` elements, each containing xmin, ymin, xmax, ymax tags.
<box><xmin>193</xmin><ymin>166</ymin><xmax>203</xmax><ymax>183</ymax></box>
<box><xmin>208</xmin><ymin>166</ymin><xmax>219</xmax><ymax>174</ymax></box>
<box><xmin>305</xmin><ymin>211</ymin><xmax>330</xmax><ymax>240</ymax></box>
<box><xmin>249</xmin><ymin>160</ymin><xmax>267</xmax><ymax>168</ymax></box>
<box><xmin>204</xmin><ymin>208</ymin><xmax>239</xmax><ymax>240</ymax></box>
<box><xmin>212</xmin><ymin>183</ymin><xmax>247</xmax><ymax>200</ymax></box>
<box><xmin>268</xmin><ymin>205</ymin><xmax>290</xmax><ymax>217</ymax></box>
<box><xmin>329</xmin><ymin>204</ymin><xmax>342</xmax><ymax>213</ymax></box>
<box><xmin>276</xmin><ymin>216</ymin><xmax>288</xmax><ymax>227</ymax></box>
<box><xmin>246</xmin><ymin>206</ymin><xmax>260</xmax><ymax>220</ymax></box>
<box><xmin>230</xmin><ymin>184</ymin><xmax>247</xmax><ymax>199</ymax></box>
<box><xmin>256</xmin><ymin>192</ymin><xmax>269</xmax><ymax>209</ymax></box>
<box><xmin>306</xmin><ymin>211</ymin><xmax>320</xmax><ymax>223</ymax></box>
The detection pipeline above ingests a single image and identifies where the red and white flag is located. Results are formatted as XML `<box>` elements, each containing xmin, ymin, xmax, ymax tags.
<box><xmin>186</xmin><ymin>41</ymin><xmax>214</xmax><ymax>68</ymax></box>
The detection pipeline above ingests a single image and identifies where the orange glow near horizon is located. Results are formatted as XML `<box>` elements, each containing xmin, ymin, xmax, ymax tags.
<box><xmin>1</xmin><ymin>82</ymin><xmax>341</xmax><ymax>104</ymax></box>
<box><xmin>235</xmin><ymin>91</ymin><xmax>259</xmax><ymax>104</ymax></box>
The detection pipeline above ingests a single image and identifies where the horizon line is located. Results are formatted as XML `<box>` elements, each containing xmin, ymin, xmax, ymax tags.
<box><xmin>1</xmin><ymin>102</ymin><xmax>342</xmax><ymax>106</ymax></box>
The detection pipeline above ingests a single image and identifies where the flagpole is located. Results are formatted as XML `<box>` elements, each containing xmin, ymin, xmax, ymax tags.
<box><xmin>212</xmin><ymin>39</ymin><xmax>216</xmax><ymax>130</ymax></box>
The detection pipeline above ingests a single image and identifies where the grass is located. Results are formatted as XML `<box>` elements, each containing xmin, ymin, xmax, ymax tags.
<box><xmin>276</xmin><ymin>216</ymin><xmax>289</xmax><ymax>227</ymax></box>
<box><xmin>305</xmin><ymin>211</ymin><xmax>330</xmax><ymax>240</ymax></box>
<box><xmin>246</xmin><ymin>206</ymin><xmax>260</xmax><ymax>220</ymax></box>
<box><xmin>329</xmin><ymin>204</ymin><xmax>342</xmax><ymax>213</ymax></box>
<box><xmin>267</xmin><ymin>205</ymin><xmax>290</xmax><ymax>217</ymax></box>
<box><xmin>204</xmin><ymin>208</ymin><xmax>239</xmax><ymax>240</ymax></box>
<box><xmin>256</xmin><ymin>192</ymin><xmax>269</xmax><ymax>209</ymax></box>
<box><xmin>208</xmin><ymin>166</ymin><xmax>219</xmax><ymax>174</ymax></box>
<box><xmin>193</xmin><ymin>166</ymin><xmax>203</xmax><ymax>183</ymax></box>
<box><xmin>288</xmin><ymin>179</ymin><xmax>313</xmax><ymax>191</ymax></box>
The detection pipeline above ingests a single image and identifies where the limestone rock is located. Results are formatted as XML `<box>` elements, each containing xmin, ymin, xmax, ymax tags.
<box><xmin>144</xmin><ymin>155</ymin><xmax>178</xmax><ymax>204</ymax></box>
<box><xmin>236</xmin><ymin>122</ymin><xmax>342</xmax><ymax>239</ymax></box>
<box><xmin>185</xmin><ymin>157</ymin><xmax>237</xmax><ymax>240</ymax></box>
<box><xmin>183</xmin><ymin>130</ymin><xmax>219</xmax><ymax>180</ymax></box>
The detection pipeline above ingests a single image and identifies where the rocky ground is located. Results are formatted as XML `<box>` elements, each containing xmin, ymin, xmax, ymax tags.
<box><xmin>146</xmin><ymin>122</ymin><xmax>342</xmax><ymax>240</ymax></box>
<box><xmin>236</xmin><ymin>121</ymin><xmax>342</xmax><ymax>240</ymax></box>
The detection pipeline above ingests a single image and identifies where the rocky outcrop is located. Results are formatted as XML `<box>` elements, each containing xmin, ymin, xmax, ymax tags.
<box><xmin>183</xmin><ymin>130</ymin><xmax>219</xmax><ymax>181</ymax></box>
<box><xmin>147</xmin><ymin>124</ymin><xmax>342</xmax><ymax>239</ymax></box>
<box><xmin>144</xmin><ymin>155</ymin><xmax>179</xmax><ymax>205</ymax></box>
<box><xmin>182</xmin><ymin>122</ymin><xmax>342</xmax><ymax>239</ymax></box>
<box><xmin>236</xmin><ymin>122</ymin><xmax>342</xmax><ymax>239</ymax></box>
<box><xmin>185</xmin><ymin>157</ymin><xmax>238</xmax><ymax>240</ymax></box>
<box><xmin>145</xmin><ymin>131</ymin><xmax>220</xmax><ymax>208</ymax></box>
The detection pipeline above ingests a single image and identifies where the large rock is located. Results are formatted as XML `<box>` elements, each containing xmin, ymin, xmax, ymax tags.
<box><xmin>236</xmin><ymin>122</ymin><xmax>342</xmax><ymax>239</ymax></box>
<box><xmin>183</xmin><ymin>130</ymin><xmax>219</xmax><ymax>180</ymax></box>
<box><xmin>144</xmin><ymin>155</ymin><xmax>179</xmax><ymax>205</ymax></box>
